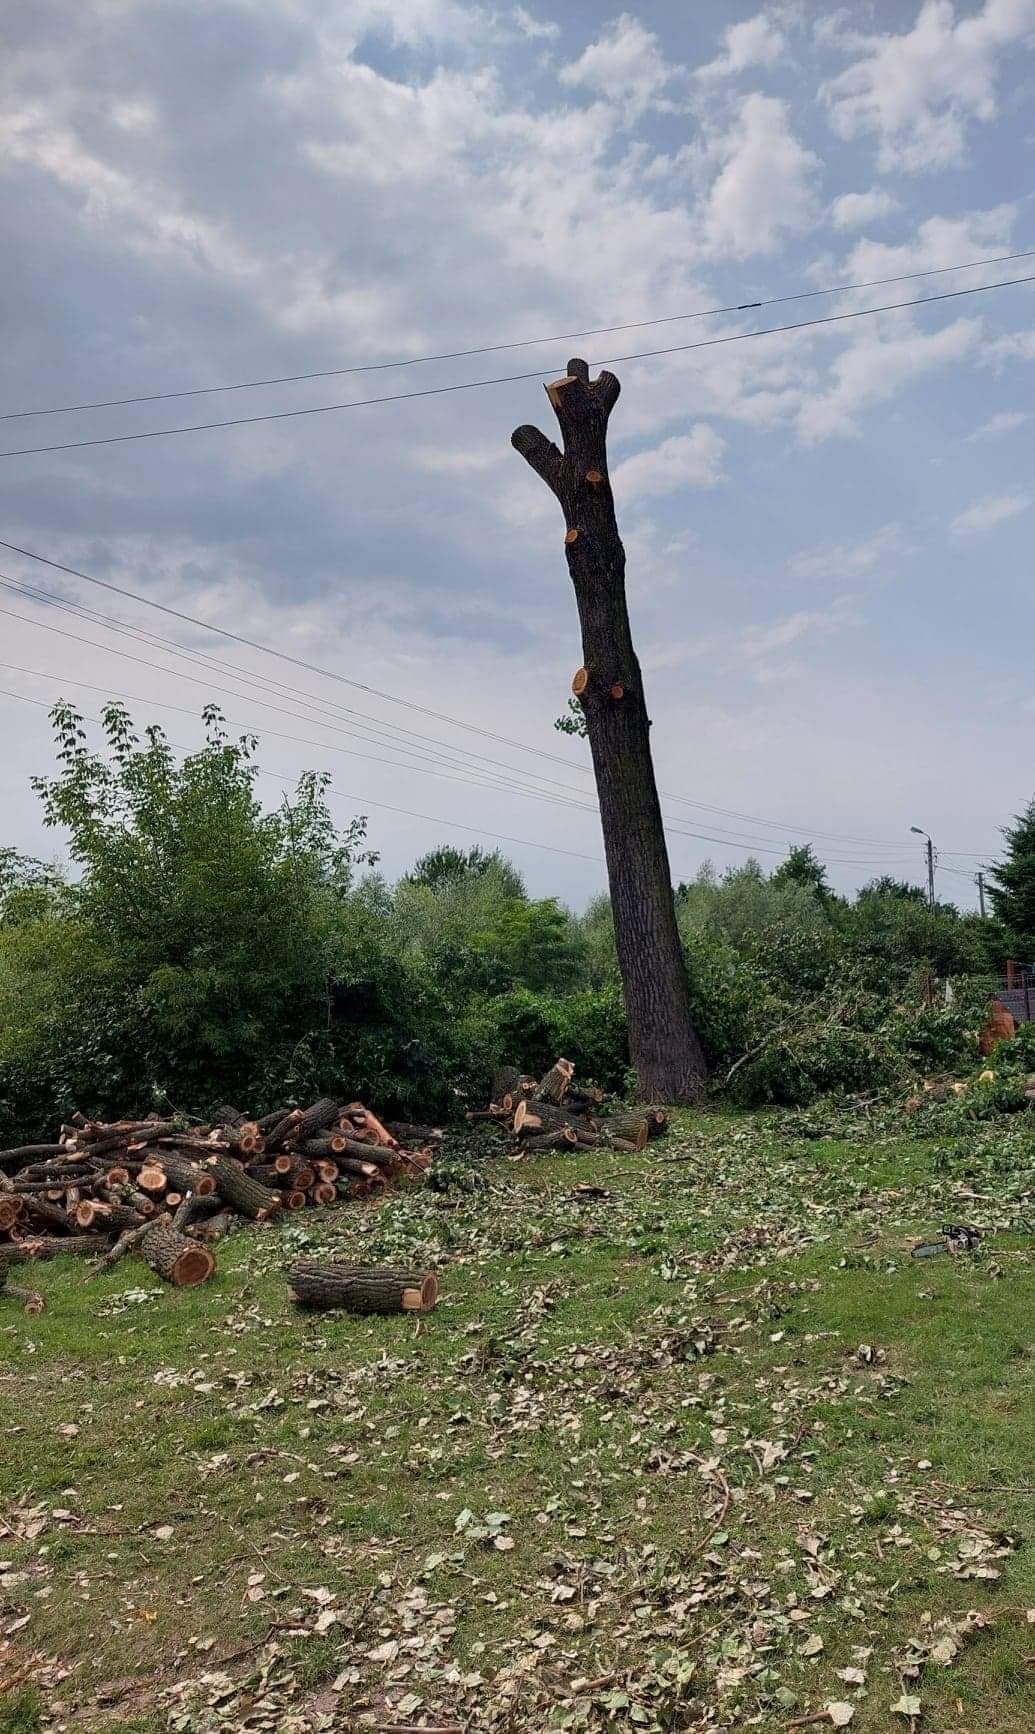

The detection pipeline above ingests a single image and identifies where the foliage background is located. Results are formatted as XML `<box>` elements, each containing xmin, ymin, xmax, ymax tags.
<box><xmin>0</xmin><ymin>708</ymin><xmax>1024</xmax><ymax>1143</ymax></box>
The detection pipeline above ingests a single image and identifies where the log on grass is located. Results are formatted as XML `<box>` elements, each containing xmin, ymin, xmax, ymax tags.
<box><xmin>287</xmin><ymin>1260</ymin><xmax>438</xmax><ymax>1315</ymax></box>
<box><xmin>140</xmin><ymin>1222</ymin><xmax>215</xmax><ymax>1287</ymax></box>
<box><xmin>514</xmin><ymin>1099</ymin><xmax>597</xmax><ymax>1136</ymax></box>
<box><xmin>521</xmin><ymin>1127</ymin><xmax>579</xmax><ymax>1153</ymax></box>
<box><xmin>644</xmin><ymin>1108</ymin><xmax>669</xmax><ymax>1139</ymax></box>
<box><xmin>602</xmin><ymin>1114</ymin><xmax>649</xmax><ymax>1151</ymax></box>
<box><xmin>0</xmin><ymin>1261</ymin><xmax>44</xmax><ymax>1312</ymax></box>
<box><xmin>10</xmin><ymin>1234</ymin><xmax>114</xmax><ymax>1264</ymax></box>
<box><xmin>535</xmin><ymin>1059</ymin><xmax>575</xmax><ymax>1105</ymax></box>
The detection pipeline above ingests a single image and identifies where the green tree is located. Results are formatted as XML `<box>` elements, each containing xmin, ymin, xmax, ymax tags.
<box><xmin>771</xmin><ymin>843</ymin><xmax>833</xmax><ymax>903</ymax></box>
<box><xmin>987</xmin><ymin>797</ymin><xmax>1035</xmax><ymax>955</ymax></box>
<box><xmin>405</xmin><ymin>844</ymin><xmax>525</xmax><ymax>900</ymax></box>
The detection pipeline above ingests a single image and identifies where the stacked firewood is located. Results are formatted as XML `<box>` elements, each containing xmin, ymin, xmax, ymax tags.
<box><xmin>471</xmin><ymin>1059</ymin><xmax>669</xmax><ymax>1154</ymax></box>
<box><xmin>0</xmin><ymin>1098</ymin><xmax>440</xmax><ymax>1293</ymax></box>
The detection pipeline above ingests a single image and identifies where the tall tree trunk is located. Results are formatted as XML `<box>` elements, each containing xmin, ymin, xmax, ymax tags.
<box><xmin>512</xmin><ymin>357</ymin><xmax>708</xmax><ymax>1104</ymax></box>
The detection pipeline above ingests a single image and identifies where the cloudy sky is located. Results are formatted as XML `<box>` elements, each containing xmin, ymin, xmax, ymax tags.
<box><xmin>2</xmin><ymin>0</ymin><xmax>1034</xmax><ymax>907</ymax></box>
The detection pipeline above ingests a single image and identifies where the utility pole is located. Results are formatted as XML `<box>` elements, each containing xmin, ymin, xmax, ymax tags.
<box><xmin>910</xmin><ymin>825</ymin><xmax>936</xmax><ymax>908</ymax></box>
<box><xmin>976</xmin><ymin>871</ymin><xmax>986</xmax><ymax>918</ymax></box>
<box><xmin>512</xmin><ymin>357</ymin><xmax>708</xmax><ymax>1105</ymax></box>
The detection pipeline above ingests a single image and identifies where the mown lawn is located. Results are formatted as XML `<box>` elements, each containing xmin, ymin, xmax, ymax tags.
<box><xmin>1</xmin><ymin>1110</ymin><xmax>1032</xmax><ymax>1732</ymax></box>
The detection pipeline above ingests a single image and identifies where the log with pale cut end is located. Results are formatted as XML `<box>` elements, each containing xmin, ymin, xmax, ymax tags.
<box><xmin>284</xmin><ymin>1189</ymin><xmax>308</xmax><ymax>1211</ymax></box>
<box><xmin>300</xmin><ymin>1133</ymin><xmax>348</xmax><ymax>1158</ymax></box>
<box><xmin>602</xmin><ymin>1114</ymin><xmax>649</xmax><ymax>1151</ymax></box>
<box><xmin>0</xmin><ymin>1197</ymin><xmax>24</xmax><ymax>1231</ymax></box>
<box><xmin>225</xmin><ymin>1124</ymin><xmax>264</xmax><ymax>1157</ymax></box>
<box><xmin>337</xmin><ymin>1156</ymin><xmax>379</xmax><ymax>1179</ymax></box>
<box><xmin>137</xmin><ymin>1164</ymin><xmax>168</xmax><ymax>1194</ymax></box>
<box><xmin>341</xmin><ymin>1104</ymin><xmax>396</xmax><ymax>1147</ymax></box>
<box><xmin>74</xmin><ymin>1200</ymin><xmax>113</xmax><ymax>1230</ymax></box>
<box><xmin>313</xmin><ymin>1160</ymin><xmax>339</xmax><ymax>1184</ymax></box>
<box><xmin>310</xmin><ymin>1182</ymin><xmax>337</xmax><ymax>1206</ymax></box>
<box><xmin>521</xmin><ymin>1128</ymin><xmax>579</xmax><ymax>1153</ymax></box>
<box><xmin>0</xmin><ymin>1262</ymin><xmax>44</xmax><ymax>1312</ymax></box>
<box><xmin>535</xmin><ymin>1059</ymin><xmax>575</xmax><ymax>1105</ymax></box>
<box><xmin>11</xmin><ymin>1234</ymin><xmax>114</xmax><ymax>1265</ymax></box>
<box><xmin>156</xmin><ymin>1152</ymin><xmax>217</xmax><ymax>1197</ymax></box>
<box><xmin>644</xmin><ymin>1108</ymin><xmax>669</xmax><ymax>1139</ymax></box>
<box><xmin>140</xmin><ymin>1222</ymin><xmax>216</xmax><ymax>1287</ymax></box>
<box><xmin>204</xmin><ymin>1154</ymin><xmax>282</xmax><ymax>1220</ymax></box>
<box><xmin>287</xmin><ymin>1260</ymin><xmax>438</xmax><ymax>1315</ymax></box>
<box><xmin>514</xmin><ymin>1099</ymin><xmax>597</xmax><ymax>1136</ymax></box>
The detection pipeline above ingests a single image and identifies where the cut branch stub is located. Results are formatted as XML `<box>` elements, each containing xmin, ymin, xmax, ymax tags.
<box><xmin>610</xmin><ymin>683</ymin><xmax>625</xmax><ymax>701</ymax></box>
<box><xmin>571</xmin><ymin>666</ymin><xmax>589</xmax><ymax>696</ymax></box>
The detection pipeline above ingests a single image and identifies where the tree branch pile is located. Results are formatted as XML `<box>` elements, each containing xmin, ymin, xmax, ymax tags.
<box><xmin>472</xmin><ymin>1059</ymin><xmax>670</xmax><ymax>1156</ymax></box>
<box><xmin>0</xmin><ymin>1098</ymin><xmax>440</xmax><ymax>1289</ymax></box>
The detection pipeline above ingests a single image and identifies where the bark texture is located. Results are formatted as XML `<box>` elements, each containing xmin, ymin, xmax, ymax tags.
<box><xmin>141</xmin><ymin>1222</ymin><xmax>216</xmax><ymax>1287</ymax></box>
<box><xmin>513</xmin><ymin>360</ymin><xmax>708</xmax><ymax>1105</ymax></box>
<box><xmin>287</xmin><ymin>1261</ymin><xmax>438</xmax><ymax>1314</ymax></box>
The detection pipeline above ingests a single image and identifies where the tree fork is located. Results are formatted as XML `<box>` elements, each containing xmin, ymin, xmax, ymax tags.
<box><xmin>512</xmin><ymin>358</ymin><xmax>708</xmax><ymax>1104</ymax></box>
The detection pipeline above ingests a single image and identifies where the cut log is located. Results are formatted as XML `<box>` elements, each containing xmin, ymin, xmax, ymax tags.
<box><xmin>383</xmin><ymin>1121</ymin><xmax>443</xmax><ymax>1144</ymax></box>
<box><xmin>210</xmin><ymin>1104</ymin><xmax>247</xmax><ymax>1129</ymax></box>
<box><xmin>204</xmin><ymin>1155</ymin><xmax>282</xmax><ymax>1220</ymax></box>
<box><xmin>8</xmin><ymin>1234</ymin><xmax>113</xmax><ymax>1264</ymax></box>
<box><xmin>337</xmin><ymin>1156</ymin><xmax>379</xmax><ymax>1179</ymax></box>
<box><xmin>535</xmin><ymin>1059</ymin><xmax>575</xmax><ymax>1105</ymax></box>
<box><xmin>225</xmin><ymin>1124</ymin><xmax>264</xmax><ymax>1157</ymax></box>
<box><xmin>310</xmin><ymin>1182</ymin><xmax>337</xmax><ymax>1206</ymax></box>
<box><xmin>137</xmin><ymin>1165</ymin><xmax>168</xmax><ymax>1194</ymax></box>
<box><xmin>341</xmin><ymin>1105</ymin><xmax>397</xmax><ymax>1147</ymax></box>
<box><xmin>264</xmin><ymin>1109</ymin><xmax>304</xmax><ymax>1152</ymax></box>
<box><xmin>22</xmin><ymin>1197</ymin><xmax>71</xmax><ymax>1233</ymax></box>
<box><xmin>74</xmin><ymin>1200</ymin><xmax>113</xmax><ymax>1230</ymax></box>
<box><xmin>300</xmin><ymin>1133</ymin><xmax>348</xmax><ymax>1158</ymax></box>
<box><xmin>283</xmin><ymin>1190</ymin><xmax>308</xmax><ymax>1211</ymax></box>
<box><xmin>141</xmin><ymin>1222</ymin><xmax>216</xmax><ymax>1287</ymax></box>
<box><xmin>515</xmin><ymin>1099</ymin><xmax>596</xmax><ymax>1135</ymax></box>
<box><xmin>0</xmin><ymin>1143</ymin><xmax>67</xmax><ymax>1170</ymax></box>
<box><xmin>521</xmin><ymin>1128</ymin><xmax>579</xmax><ymax>1153</ymax></box>
<box><xmin>156</xmin><ymin>1152</ymin><xmax>217</xmax><ymax>1197</ymax></box>
<box><xmin>602</xmin><ymin>1114</ymin><xmax>649</xmax><ymax>1151</ymax></box>
<box><xmin>644</xmin><ymin>1108</ymin><xmax>669</xmax><ymax>1138</ymax></box>
<box><xmin>294</xmin><ymin>1097</ymin><xmax>341</xmax><ymax>1141</ymax></box>
<box><xmin>287</xmin><ymin>1260</ymin><xmax>438</xmax><ymax>1315</ymax></box>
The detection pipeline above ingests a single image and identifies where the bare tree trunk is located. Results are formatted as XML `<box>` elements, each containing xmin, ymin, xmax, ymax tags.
<box><xmin>512</xmin><ymin>358</ymin><xmax>708</xmax><ymax>1104</ymax></box>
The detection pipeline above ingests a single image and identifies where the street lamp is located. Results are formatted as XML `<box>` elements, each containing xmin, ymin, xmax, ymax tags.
<box><xmin>910</xmin><ymin>826</ymin><xmax>936</xmax><ymax>908</ymax></box>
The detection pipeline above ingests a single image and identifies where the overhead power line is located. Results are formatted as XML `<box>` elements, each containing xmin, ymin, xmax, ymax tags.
<box><xmin>0</xmin><ymin>672</ymin><xmax>937</xmax><ymax>870</ymax></box>
<box><xmin>0</xmin><ymin>685</ymin><xmax>603</xmax><ymax>866</ymax></box>
<box><xmin>0</xmin><ymin>542</ymin><xmax>995</xmax><ymax>858</ymax></box>
<box><xmin>1</xmin><ymin>273</ymin><xmax>1032</xmax><ymax>460</ymax></box>
<box><xmin>4</xmin><ymin>247</ymin><xmax>1031</xmax><ymax>422</ymax></box>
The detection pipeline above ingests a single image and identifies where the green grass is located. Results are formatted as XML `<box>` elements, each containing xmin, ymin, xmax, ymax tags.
<box><xmin>1</xmin><ymin>1110</ymin><xmax>1032</xmax><ymax>1731</ymax></box>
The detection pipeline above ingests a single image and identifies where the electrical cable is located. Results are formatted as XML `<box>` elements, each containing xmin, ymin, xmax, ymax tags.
<box><xmin>5</xmin><ymin>246</ymin><xmax>1031</xmax><ymax>421</ymax></box>
<box><xmin>0</xmin><ymin>546</ymin><xmax>998</xmax><ymax>857</ymax></box>
<box><xmin>1</xmin><ymin>272</ymin><xmax>1032</xmax><ymax>459</ymax></box>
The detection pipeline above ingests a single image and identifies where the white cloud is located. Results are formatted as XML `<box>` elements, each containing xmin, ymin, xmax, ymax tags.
<box><xmin>985</xmin><ymin>327</ymin><xmax>1035</xmax><ymax>362</ymax></box>
<box><xmin>821</xmin><ymin>0</ymin><xmax>1035</xmax><ymax>173</ymax></box>
<box><xmin>612</xmin><ymin>424</ymin><xmax>727</xmax><ymax>503</ymax></box>
<box><xmin>559</xmin><ymin>14</ymin><xmax>679</xmax><ymax>114</ymax></box>
<box><xmin>797</xmin><ymin>315</ymin><xmax>980</xmax><ymax>440</ymax></box>
<box><xmin>966</xmin><ymin>408</ymin><xmax>1029</xmax><ymax>438</ymax></box>
<box><xmin>829</xmin><ymin>188</ymin><xmax>900</xmax><ymax>229</ymax></box>
<box><xmin>697</xmin><ymin>12</ymin><xmax>785</xmax><ymax>78</ymax></box>
<box><xmin>702</xmin><ymin>93</ymin><xmax>820</xmax><ymax>257</ymax></box>
<box><xmin>740</xmin><ymin>602</ymin><xmax>857</xmax><ymax>682</ymax></box>
<box><xmin>512</xmin><ymin>6</ymin><xmax>559</xmax><ymax>40</ymax></box>
<box><xmin>950</xmin><ymin>490</ymin><xmax>1031</xmax><ymax>532</ymax></box>
<box><xmin>789</xmin><ymin>523</ymin><xmax>906</xmax><ymax>580</ymax></box>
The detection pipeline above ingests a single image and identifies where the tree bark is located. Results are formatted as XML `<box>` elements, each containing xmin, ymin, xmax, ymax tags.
<box><xmin>140</xmin><ymin>1222</ymin><xmax>216</xmax><ymax>1287</ymax></box>
<box><xmin>287</xmin><ymin>1261</ymin><xmax>437</xmax><ymax>1314</ymax></box>
<box><xmin>513</xmin><ymin>360</ymin><xmax>708</xmax><ymax>1105</ymax></box>
<box><xmin>204</xmin><ymin>1154</ymin><xmax>282</xmax><ymax>1220</ymax></box>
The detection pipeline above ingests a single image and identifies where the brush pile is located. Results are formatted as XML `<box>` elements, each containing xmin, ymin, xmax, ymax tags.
<box><xmin>471</xmin><ymin>1059</ymin><xmax>670</xmax><ymax>1155</ymax></box>
<box><xmin>0</xmin><ymin>1098</ymin><xmax>440</xmax><ymax>1290</ymax></box>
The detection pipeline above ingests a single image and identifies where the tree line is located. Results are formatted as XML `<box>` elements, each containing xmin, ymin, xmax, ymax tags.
<box><xmin>1</xmin><ymin>700</ymin><xmax>1032</xmax><ymax>1143</ymax></box>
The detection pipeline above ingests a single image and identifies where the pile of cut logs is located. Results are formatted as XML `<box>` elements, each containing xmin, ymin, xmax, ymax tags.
<box><xmin>0</xmin><ymin>1098</ymin><xmax>439</xmax><ymax>1296</ymax></box>
<box><xmin>472</xmin><ymin>1059</ymin><xmax>669</xmax><ymax>1154</ymax></box>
